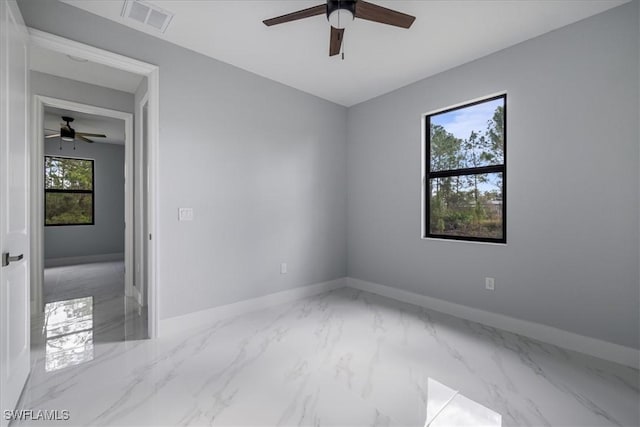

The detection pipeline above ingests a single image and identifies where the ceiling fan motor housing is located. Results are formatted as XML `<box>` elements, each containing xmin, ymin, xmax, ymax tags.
<box><xmin>327</xmin><ymin>0</ymin><xmax>356</xmax><ymax>28</ymax></box>
<box><xmin>61</xmin><ymin>116</ymin><xmax>76</xmax><ymax>141</ymax></box>
<box><xmin>60</xmin><ymin>126</ymin><xmax>75</xmax><ymax>141</ymax></box>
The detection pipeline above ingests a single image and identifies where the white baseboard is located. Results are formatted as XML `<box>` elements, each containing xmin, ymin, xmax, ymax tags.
<box><xmin>157</xmin><ymin>275</ymin><xmax>638</xmax><ymax>368</ymax></box>
<box><xmin>132</xmin><ymin>285</ymin><xmax>143</xmax><ymax>306</ymax></box>
<box><xmin>44</xmin><ymin>252</ymin><xmax>124</xmax><ymax>267</ymax></box>
<box><xmin>160</xmin><ymin>278</ymin><xmax>346</xmax><ymax>337</ymax></box>
<box><xmin>347</xmin><ymin>277</ymin><xmax>639</xmax><ymax>369</ymax></box>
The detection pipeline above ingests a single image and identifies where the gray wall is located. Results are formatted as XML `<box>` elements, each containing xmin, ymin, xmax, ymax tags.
<box><xmin>44</xmin><ymin>139</ymin><xmax>125</xmax><ymax>259</ymax></box>
<box><xmin>19</xmin><ymin>0</ymin><xmax>348</xmax><ymax>320</ymax></box>
<box><xmin>347</xmin><ymin>2</ymin><xmax>639</xmax><ymax>349</ymax></box>
<box><xmin>31</xmin><ymin>70</ymin><xmax>134</xmax><ymax>114</ymax></box>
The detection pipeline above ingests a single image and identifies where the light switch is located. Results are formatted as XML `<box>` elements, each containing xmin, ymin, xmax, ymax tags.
<box><xmin>179</xmin><ymin>208</ymin><xmax>193</xmax><ymax>221</ymax></box>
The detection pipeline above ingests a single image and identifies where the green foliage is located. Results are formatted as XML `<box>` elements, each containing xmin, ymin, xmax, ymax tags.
<box><xmin>430</xmin><ymin>125</ymin><xmax>463</xmax><ymax>171</ymax></box>
<box><xmin>45</xmin><ymin>157</ymin><xmax>93</xmax><ymax>226</ymax></box>
<box><xmin>45</xmin><ymin>157</ymin><xmax>93</xmax><ymax>190</ymax></box>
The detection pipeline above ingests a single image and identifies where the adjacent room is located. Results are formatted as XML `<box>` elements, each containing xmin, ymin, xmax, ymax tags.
<box><xmin>0</xmin><ymin>0</ymin><xmax>638</xmax><ymax>426</ymax></box>
<box><xmin>39</xmin><ymin>105</ymin><xmax>147</xmax><ymax>358</ymax></box>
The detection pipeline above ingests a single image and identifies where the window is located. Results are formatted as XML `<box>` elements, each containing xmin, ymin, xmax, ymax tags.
<box><xmin>45</xmin><ymin>156</ymin><xmax>94</xmax><ymax>226</ymax></box>
<box><xmin>424</xmin><ymin>94</ymin><xmax>506</xmax><ymax>243</ymax></box>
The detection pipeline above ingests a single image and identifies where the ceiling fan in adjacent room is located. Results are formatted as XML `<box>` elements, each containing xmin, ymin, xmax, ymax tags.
<box><xmin>45</xmin><ymin>116</ymin><xmax>106</xmax><ymax>143</ymax></box>
<box><xmin>263</xmin><ymin>0</ymin><xmax>416</xmax><ymax>57</ymax></box>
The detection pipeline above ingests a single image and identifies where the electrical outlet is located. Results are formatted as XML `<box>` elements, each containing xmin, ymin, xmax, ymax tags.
<box><xmin>280</xmin><ymin>263</ymin><xmax>288</xmax><ymax>274</ymax></box>
<box><xmin>485</xmin><ymin>277</ymin><xmax>495</xmax><ymax>291</ymax></box>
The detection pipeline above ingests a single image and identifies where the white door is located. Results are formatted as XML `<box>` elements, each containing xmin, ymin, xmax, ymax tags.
<box><xmin>0</xmin><ymin>0</ymin><xmax>30</xmax><ymax>423</ymax></box>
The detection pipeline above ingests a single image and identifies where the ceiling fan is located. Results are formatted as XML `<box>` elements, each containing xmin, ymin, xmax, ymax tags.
<box><xmin>45</xmin><ymin>116</ymin><xmax>106</xmax><ymax>143</ymax></box>
<box><xmin>263</xmin><ymin>0</ymin><xmax>416</xmax><ymax>57</ymax></box>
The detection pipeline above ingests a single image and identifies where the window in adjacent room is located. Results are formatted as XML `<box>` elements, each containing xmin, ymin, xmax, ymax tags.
<box><xmin>424</xmin><ymin>94</ymin><xmax>506</xmax><ymax>243</ymax></box>
<box><xmin>45</xmin><ymin>156</ymin><xmax>94</xmax><ymax>226</ymax></box>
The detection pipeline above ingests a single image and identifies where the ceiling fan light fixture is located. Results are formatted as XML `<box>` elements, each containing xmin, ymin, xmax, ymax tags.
<box><xmin>328</xmin><ymin>8</ymin><xmax>354</xmax><ymax>29</ymax></box>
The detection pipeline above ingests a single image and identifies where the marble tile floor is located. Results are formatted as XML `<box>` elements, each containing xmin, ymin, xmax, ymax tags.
<box><xmin>29</xmin><ymin>261</ymin><xmax>148</xmax><ymax>375</ymax></box>
<box><xmin>15</xmin><ymin>287</ymin><xmax>638</xmax><ymax>427</ymax></box>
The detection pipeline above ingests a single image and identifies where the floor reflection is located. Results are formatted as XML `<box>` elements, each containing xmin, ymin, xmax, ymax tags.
<box><xmin>44</xmin><ymin>297</ymin><xmax>94</xmax><ymax>372</ymax></box>
<box><xmin>425</xmin><ymin>378</ymin><xmax>501</xmax><ymax>427</ymax></box>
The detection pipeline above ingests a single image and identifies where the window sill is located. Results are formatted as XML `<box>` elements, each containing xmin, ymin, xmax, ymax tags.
<box><xmin>421</xmin><ymin>236</ymin><xmax>507</xmax><ymax>246</ymax></box>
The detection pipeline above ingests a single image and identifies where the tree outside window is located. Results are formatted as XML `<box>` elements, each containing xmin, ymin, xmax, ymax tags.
<box><xmin>45</xmin><ymin>156</ymin><xmax>94</xmax><ymax>226</ymax></box>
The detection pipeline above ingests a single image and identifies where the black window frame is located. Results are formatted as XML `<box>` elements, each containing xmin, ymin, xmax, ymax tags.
<box><xmin>424</xmin><ymin>94</ymin><xmax>507</xmax><ymax>243</ymax></box>
<box><xmin>44</xmin><ymin>156</ymin><xmax>95</xmax><ymax>227</ymax></box>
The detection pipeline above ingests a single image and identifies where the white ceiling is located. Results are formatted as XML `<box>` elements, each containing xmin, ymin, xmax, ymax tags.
<box><xmin>60</xmin><ymin>0</ymin><xmax>628</xmax><ymax>106</ymax></box>
<box><xmin>45</xmin><ymin>106</ymin><xmax>125</xmax><ymax>145</ymax></box>
<box><xmin>31</xmin><ymin>44</ymin><xmax>143</xmax><ymax>93</ymax></box>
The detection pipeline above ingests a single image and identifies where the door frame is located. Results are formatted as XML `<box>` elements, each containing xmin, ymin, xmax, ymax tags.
<box><xmin>134</xmin><ymin>92</ymin><xmax>149</xmax><ymax>308</ymax></box>
<box><xmin>28</xmin><ymin>29</ymin><xmax>160</xmax><ymax>338</ymax></box>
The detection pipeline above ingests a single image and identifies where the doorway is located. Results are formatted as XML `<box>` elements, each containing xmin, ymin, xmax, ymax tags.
<box><xmin>33</xmin><ymin>98</ymin><xmax>147</xmax><ymax>368</ymax></box>
<box><xmin>29</xmin><ymin>30</ymin><xmax>160</xmax><ymax>338</ymax></box>
<box><xmin>41</xmin><ymin>103</ymin><xmax>148</xmax><ymax>352</ymax></box>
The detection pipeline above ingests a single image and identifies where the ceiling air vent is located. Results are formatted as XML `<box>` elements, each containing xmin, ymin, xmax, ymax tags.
<box><xmin>121</xmin><ymin>0</ymin><xmax>174</xmax><ymax>33</ymax></box>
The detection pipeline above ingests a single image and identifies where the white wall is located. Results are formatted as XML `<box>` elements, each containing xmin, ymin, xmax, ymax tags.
<box><xmin>43</xmin><ymin>138</ymin><xmax>125</xmax><ymax>259</ymax></box>
<box><xmin>18</xmin><ymin>0</ymin><xmax>349</xmax><ymax>321</ymax></box>
<box><xmin>347</xmin><ymin>2</ymin><xmax>639</xmax><ymax>349</ymax></box>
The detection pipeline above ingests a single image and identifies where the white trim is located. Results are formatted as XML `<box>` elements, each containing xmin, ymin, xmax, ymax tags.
<box><xmin>133</xmin><ymin>91</ymin><xmax>149</xmax><ymax>308</ymax></box>
<box><xmin>347</xmin><ymin>277</ymin><xmax>640</xmax><ymax>369</ymax></box>
<box><xmin>28</xmin><ymin>29</ymin><xmax>157</xmax><ymax>76</ymax></box>
<box><xmin>157</xmin><ymin>273</ymin><xmax>639</xmax><ymax>367</ymax></box>
<box><xmin>146</xmin><ymin>67</ymin><xmax>160</xmax><ymax>338</ymax></box>
<box><xmin>421</xmin><ymin>237</ymin><xmax>508</xmax><ymax>246</ymax></box>
<box><xmin>44</xmin><ymin>252</ymin><xmax>124</xmax><ymax>268</ymax></box>
<box><xmin>27</xmin><ymin>29</ymin><xmax>160</xmax><ymax>338</ymax></box>
<box><xmin>30</xmin><ymin>97</ymin><xmax>44</xmax><ymax>315</ymax></box>
<box><xmin>133</xmin><ymin>285</ymin><xmax>142</xmax><ymax>307</ymax></box>
<box><xmin>124</xmin><ymin>110</ymin><xmax>135</xmax><ymax>299</ymax></box>
<box><xmin>160</xmin><ymin>278</ymin><xmax>346</xmax><ymax>337</ymax></box>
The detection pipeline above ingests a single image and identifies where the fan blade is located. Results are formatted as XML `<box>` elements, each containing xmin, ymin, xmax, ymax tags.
<box><xmin>355</xmin><ymin>1</ymin><xmax>415</xmax><ymax>28</ymax></box>
<box><xmin>263</xmin><ymin>4</ymin><xmax>326</xmax><ymax>26</ymax></box>
<box><xmin>76</xmin><ymin>132</ymin><xmax>106</xmax><ymax>138</ymax></box>
<box><xmin>77</xmin><ymin>135</ymin><xmax>94</xmax><ymax>143</ymax></box>
<box><xmin>329</xmin><ymin>27</ymin><xmax>344</xmax><ymax>57</ymax></box>
<box><xmin>45</xmin><ymin>134</ymin><xmax>60</xmax><ymax>139</ymax></box>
